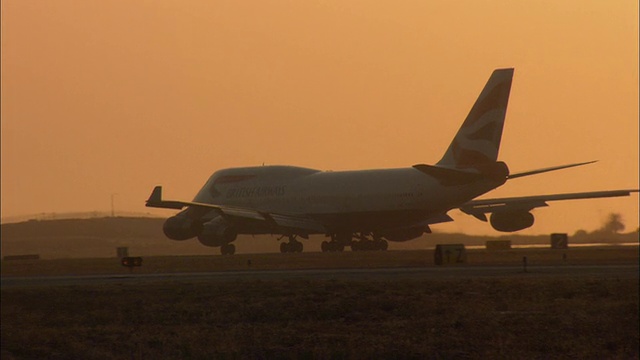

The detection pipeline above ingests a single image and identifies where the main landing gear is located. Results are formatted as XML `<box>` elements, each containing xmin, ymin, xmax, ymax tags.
<box><xmin>280</xmin><ymin>235</ymin><xmax>304</xmax><ymax>253</ymax></box>
<box><xmin>321</xmin><ymin>232</ymin><xmax>349</xmax><ymax>252</ymax></box>
<box><xmin>320</xmin><ymin>240</ymin><xmax>345</xmax><ymax>252</ymax></box>
<box><xmin>351</xmin><ymin>237</ymin><xmax>388</xmax><ymax>251</ymax></box>
<box><xmin>220</xmin><ymin>243</ymin><xmax>236</xmax><ymax>255</ymax></box>
<box><xmin>321</xmin><ymin>233</ymin><xmax>389</xmax><ymax>252</ymax></box>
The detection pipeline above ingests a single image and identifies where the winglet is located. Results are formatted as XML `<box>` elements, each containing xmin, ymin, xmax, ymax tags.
<box><xmin>145</xmin><ymin>186</ymin><xmax>185</xmax><ymax>209</ymax></box>
<box><xmin>147</xmin><ymin>186</ymin><xmax>163</xmax><ymax>204</ymax></box>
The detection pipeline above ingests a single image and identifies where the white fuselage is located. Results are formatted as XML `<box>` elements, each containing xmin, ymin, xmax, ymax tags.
<box><xmin>192</xmin><ymin>165</ymin><xmax>498</xmax><ymax>218</ymax></box>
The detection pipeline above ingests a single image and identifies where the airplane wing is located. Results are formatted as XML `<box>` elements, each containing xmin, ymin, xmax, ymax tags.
<box><xmin>459</xmin><ymin>189</ymin><xmax>639</xmax><ymax>221</ymax></box>
<box><xmin>145</xmin><ymin>186</ymin><xmax>327</xmax><ymax>233</ymax></box>
<box><xmin>507</xmin><ymin>161</ymin><xmax>597</xmax><ymax>179</ymax></box>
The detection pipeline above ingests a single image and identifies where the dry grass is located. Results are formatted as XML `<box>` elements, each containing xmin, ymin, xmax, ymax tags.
<box><xmin>2</xmin><ymin>247</ymin><xmax>638</xmax><ymax>359</ymax></box>
<box><xmin>2</xmin><ymin>276</ymin><xmax>638</xmax><ymax>359</ymax></box>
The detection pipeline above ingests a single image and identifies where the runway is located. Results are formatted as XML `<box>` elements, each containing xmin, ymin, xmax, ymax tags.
<box><xmin>2</xmin><ymin>263</ymin><xmax>638</xmax><ymax>289</ymax></box>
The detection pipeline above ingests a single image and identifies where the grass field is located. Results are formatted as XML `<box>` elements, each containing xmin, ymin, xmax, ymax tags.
<box><xmin>2</xmin><ymin>247</ymin><xmax>638</xmax><ymax>359</ymax></box>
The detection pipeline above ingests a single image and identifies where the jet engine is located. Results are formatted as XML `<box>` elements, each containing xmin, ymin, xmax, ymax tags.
<box><xmin>163</xmin><ymin>216</ymin><xmax>201</xmax><ymax>240</ymax></box>
<box><xmin>197</xmin><ymin>217</ymin><xmax>237</xmax><ymax>247</ymax></box>
<box><xmin>377</xmin><ymin>226</ymin><xmax>425</xmax><ymax>242</ymax></box>
<box><xmin>490</xmin><ymin>211</ymin><xmax>534</xmax><ymax>232</ymax></box>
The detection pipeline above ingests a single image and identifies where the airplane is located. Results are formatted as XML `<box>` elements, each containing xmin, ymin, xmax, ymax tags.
<box><xmin>146</xmin><ymin>68</ymin><xmax>638</xmax><ymax>255</ymax></box>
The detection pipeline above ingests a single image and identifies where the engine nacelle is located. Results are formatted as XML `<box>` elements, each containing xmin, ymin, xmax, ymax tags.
<box><xmin>197</xmin><ymin>217</ymin><xmax>237</xmax><ymax>247</ymax></box>
<box><xmin>163</xmin><ymin>216</ymin><xmax>201</xmax><ymax>240</ymax></box>
<box><xmin>490</xmin><ymin>211</ymin><xmax>535</xmax><ymax>232</ymax></box>
<box><xmin>377</xmin><ymin>226</ymin><xmax>425</xmax><ymax>242</ymax></box>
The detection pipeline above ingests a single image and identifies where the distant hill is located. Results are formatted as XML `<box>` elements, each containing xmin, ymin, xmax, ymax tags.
<box><xmin>1</xmin><ymin>217</ymin><xmax>637</xmax><ymax>259</ymax></box>
<box><xmin>1</xmin><ymin>217</ymin><xmax>165</xmax><ymax>239</ymax></box>
<box><xmin>0</xmin><ymin>211</ymin><xmax>160</xmax><ymax>224</ymax></box>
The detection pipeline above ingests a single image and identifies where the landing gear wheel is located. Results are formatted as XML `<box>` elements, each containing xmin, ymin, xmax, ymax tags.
<box><xmin>281</xmin><ymin>236</ymin><xmax>304</xmax><ymax>253</ymax></box>
<box><xmin>352</xmin><ymin>239</ymin><xmax>377</xmax><ymax>251</ymax></box>
<box><xmin>220</xmin><ymin>243</ymin><xmax>235</xmax><ymax>255</ymax></box>
<box><xmin>327</xmin><ymin>241</ymin><xmax>344</xmax><ymax>252</ymax></box>
<box><xmin>327</xmin><ymin>232</ymin><xmax>350</xmax><ymax>252</ymax></box>
<box><xmin>351</xmin><ymin>241</ymin><xmax>360</xmax><ymax>251</ymax></box>
<box><xmin>378</xmin><ymin>240</ymin><xmax>388</xmax><ymax>251</ymax></box>
<box><xmin>350</xmin><ymin>234</ymin><xmax>388</xmax><ymax>251</ymax></box>
<box><xmin>321</xmin><ymin>241</ymin><xmax>330</xmax><ymax>252</ymax></box>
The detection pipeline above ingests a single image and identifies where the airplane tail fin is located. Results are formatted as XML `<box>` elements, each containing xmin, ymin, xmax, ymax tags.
<box><xmin>437</xmin><ymin>68</ymin><xmax>514</xmax><ymax>169</ymax></box>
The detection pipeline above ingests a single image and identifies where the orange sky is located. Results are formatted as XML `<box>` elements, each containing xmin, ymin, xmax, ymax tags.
<box><xmin>2</xmin><ymin>1</ymin><xmax>638</xmax><ymax>235</ymax></box>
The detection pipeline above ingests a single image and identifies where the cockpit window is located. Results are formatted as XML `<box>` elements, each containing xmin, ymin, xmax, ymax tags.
<box><xmin>207</xmin><ymin>174</ymin><xmax>257</xmax><ymax>198</ymax></box>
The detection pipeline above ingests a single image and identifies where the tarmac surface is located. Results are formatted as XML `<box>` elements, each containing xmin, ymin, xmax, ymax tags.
<box><xmin>2</xmin><ymin>263</ymin><xmax>637</xmax><ymax>289</ymax></box>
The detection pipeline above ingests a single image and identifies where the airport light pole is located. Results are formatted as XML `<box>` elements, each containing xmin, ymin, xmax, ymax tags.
<box><xmin>111</xmin><ymin>193</ymin><xmax>117</xmax><ymax>217</ymax></box>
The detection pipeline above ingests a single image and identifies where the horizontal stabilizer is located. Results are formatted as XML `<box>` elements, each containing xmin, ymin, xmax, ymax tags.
<box><xmin>460</xmin><ymin>189</ymin><xmax>639</xmax><ymax>216</ymax></box>
<box><xmin>425</xmin><ymin>213</ymin><xmax>455</xmax><ymax>225</ymax></box>
<box><xmin>508</xmin><ymin>161</ymin><xmax>597</xmax><ymax>179</ymax></box>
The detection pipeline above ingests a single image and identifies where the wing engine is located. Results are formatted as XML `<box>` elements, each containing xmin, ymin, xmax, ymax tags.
<box><xmin>489</xmin><ymin>211</ymin><xmax>534</xmax><ymax>232</ymax></box>
<box><xmin>197</xmin><ymin>217</ymin><xmax>237</xmax><ymax>247</ymax></box>
<box><xmin>163</xmin><ymin>215</ymin><xmax>202</xmax><ymax>240</ymax></box>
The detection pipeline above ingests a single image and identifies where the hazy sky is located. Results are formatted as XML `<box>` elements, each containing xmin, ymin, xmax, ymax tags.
<box><xmin>2</xmin><ymin>1</ymin><xmax>638</xmax><ymax>235</ymax></box>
